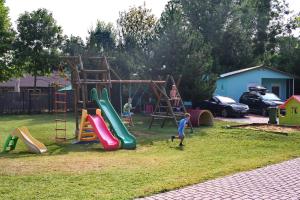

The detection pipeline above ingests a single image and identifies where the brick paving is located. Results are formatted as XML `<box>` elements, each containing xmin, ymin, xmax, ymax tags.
<box><xmin>137</xmin><ymin>158</ymin><xmax>300</xmax><ymax>200</ymax></box>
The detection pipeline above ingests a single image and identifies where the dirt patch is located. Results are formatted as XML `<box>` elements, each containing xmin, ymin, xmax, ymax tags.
<box><xmin>0</xmin><ymin>152</ymin><xmax>165</xmax><ymax>176</ymax></box>
<box><xmin>228</xmin><ymin>124</ymin><xmax>300</xmax><ymax>134</ymax></box>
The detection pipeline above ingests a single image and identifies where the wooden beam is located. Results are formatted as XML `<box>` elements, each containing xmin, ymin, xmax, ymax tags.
<box><xmin>79</xmin><ymin>55</ymin><xmax>84</xmax><ymax>70</ymax></box>
<box><xmin>79</xmin><ymin>70</ymin><xmax>108</xmax><ymax>73</ymax></box>
<box><xmin>110</xmin><ymin>80</ymin><xmax>166</xmax><ymax>84</ymax></box>
<box><xmin>110</xmin><ymin>68</ymin><xmax>122</xmax><ymax>80</ymax></box>
<box><xmin>79</xmin><ymin>81</ymin><xmax>111</xmax><ymax>84</ymax></box>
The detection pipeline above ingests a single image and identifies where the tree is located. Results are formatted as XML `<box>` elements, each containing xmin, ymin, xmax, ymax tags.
<box><xmin>179</xmin><ymin>0</ymin><xmax>292</xmax><ymax>73</ymax></box>
<box><xmin>216</xmin><ymin>0</ymin><xmax>258</xmax><ymax>72</ymax></box>
<box><xmin>115</xmin><ymin>5</ymin><xmax>157</xmax><ymax>78</ymax></box>
<box><xmin>150</xmin><ymin>0</ymin><xmax>215</xmax><ymax>102</ymax></box>
<box><xmin>179</xmin><ymin>0</ymin><xmax>258</xmax><ymax>72</ymax></box>
<box><xmin>117</xmin><ymin>5</ymin><xmax>157</xmax><ymax>50</ymax></box>
<box><xmin>270</xmin><ymin>36</ymin><xmax>300</xmax><ymax>77</ymax></box>
<box><xmin>180</xmin><ymin>0</ymin><xmax>233</xmax><ymax>49</ymax></box>
<box><xmin>253</xmin><ymin>0</ymin><xmax>272</xmax><ymax>58</ymax></box>
<box><xmin>0</xmin><ymin>0</ymin><xmax>16</xmax><ymax>82</ymax></box>
<box><xmin>86</xmin><ymin>20</ymin><xmax>116</xmax><ymax>55</ymax></box>
<box><xmin>296</xmin><ymin>14</ymin><xmax>300</xmax><ymax>27</ymax></box>
<box><xmin>14</xmin><ymin>8</ymin><xmax>63</xmax><ymax>90</ymax></box>
<box><xmin>63</xmin><ymin>35</ymin><xmax>85</xmax><ymax>56</ymax></box>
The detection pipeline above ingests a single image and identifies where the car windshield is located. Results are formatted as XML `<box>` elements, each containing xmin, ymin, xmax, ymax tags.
<box><xmin>261</xmin><ymin>93</ymin><xmax>281</xmax><ymax>101</ymax></box>
<box><xmin>216</xmin><ymin>96</ymin><xmax>236</xmax><ymax>104</ymax></box>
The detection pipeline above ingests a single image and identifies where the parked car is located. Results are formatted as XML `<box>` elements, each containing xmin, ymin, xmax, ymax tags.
<box><xmin>198</xmin><ymin>96</ymin><xmax>249</xmax><ymax>117</ymax></box>
<box><xmin>239</xmin><ymin>91</ymin><xmax>284</xmax><ymax>116</ymax></box>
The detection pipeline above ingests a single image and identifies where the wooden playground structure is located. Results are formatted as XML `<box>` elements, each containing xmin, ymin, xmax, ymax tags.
<box><xmin>61</xmin><ymin>56</ymin><xmax>193</xmax><ymax>136</ymax></box>
<box><xmin>53</xmin><ymin>67</ymin><xmax>69</xmax><ymax>141</ymax></box>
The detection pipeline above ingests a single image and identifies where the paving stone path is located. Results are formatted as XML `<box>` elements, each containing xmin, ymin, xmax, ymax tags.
<box><xmin>137</xmin><ymin>158</ymin><xmax>300</xmax><ymax>200</ymax></box>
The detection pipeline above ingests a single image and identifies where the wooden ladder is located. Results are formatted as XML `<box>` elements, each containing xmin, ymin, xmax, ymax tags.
<box><xmin>149</xmin><ymin>75</ymin><xmax>193</xmax><ymax>132</ymax></box>
<box><xmin>54</xmin><ymin>89</ymin><xmax>67</xmax><ymax>141</ymax></box>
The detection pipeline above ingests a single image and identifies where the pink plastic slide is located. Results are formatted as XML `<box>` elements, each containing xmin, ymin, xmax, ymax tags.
<box><xmin>87</xmin><ymin>115</ymin><xmax>119</xmax><ymax>151</ymax></box>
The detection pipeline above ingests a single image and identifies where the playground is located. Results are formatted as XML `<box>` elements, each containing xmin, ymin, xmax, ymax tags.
<box><xmin>0</xmin><ymin>56</ymin><xmax>300</xmax><ymax>199</ymax></box>
<box><xmin>1</xmin><ymin>0</ymin><xmax>300</xmax><ymax>199</ymax></box>
<box><xmin>1</xmin><ymin>113</ymin><xmax>300</xmax><ymax>199</ymax></box>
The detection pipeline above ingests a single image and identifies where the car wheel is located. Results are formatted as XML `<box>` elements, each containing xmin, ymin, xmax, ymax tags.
<box><xmin>221</xmin><ymin>109</ymin><xmax>228</xmax><ymax>118</ymax></box>
<box><xmin>261</xmin><ymin>108</ymin><xmax>268</xmax><ymax>117</ymax></box>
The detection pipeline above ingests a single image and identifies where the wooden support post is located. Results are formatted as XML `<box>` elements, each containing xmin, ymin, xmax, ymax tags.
<box><xmin>82</xmin><ymin>70</ymin><xmax>87</xmax><ymax>108</ymax></box>
<box><xmin>149</xmin><ymin>75</ymin><xmax>190</xmax><ymax>130</ymax></box>
<box><xmin>170</xmin><ymin>75</ymin><xmax>193</xmax><ymax>133</ymax></box>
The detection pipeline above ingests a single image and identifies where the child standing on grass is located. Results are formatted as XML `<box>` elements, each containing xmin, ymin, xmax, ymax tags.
<box><xmin>171</xmin><ymin>113</ymin><xmax>191</xmax><ymax>146</ymax></box>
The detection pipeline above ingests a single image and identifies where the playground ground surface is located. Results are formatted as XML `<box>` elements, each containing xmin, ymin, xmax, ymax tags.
<box><xmin>216</xmin><ymin>114</ymin><xmax>269</xmax><ymax>124</ymax></box>
<box><xmin>0</xmin><ymin>114</ymin><xmax>300</xmax><ymax>200</ymax></box>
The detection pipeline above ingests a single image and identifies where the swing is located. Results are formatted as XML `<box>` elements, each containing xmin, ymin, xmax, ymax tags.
<box><xmin>120</xmin><ymin>82</ymin><xmax>136</xmax><ymax>126</ymax></box>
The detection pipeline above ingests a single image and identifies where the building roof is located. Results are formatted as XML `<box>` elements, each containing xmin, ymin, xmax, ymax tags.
<box><xmin>0</xmin><ymin>72</ymin><xmax>70</xmax><ymax>88</ymax></box>
<box><xmin>279</xmin><ymin>95</ymin><xmax>300</xmax><ymax>109</ymax></box>
<box><xmin>219</xmin><ymin>65</ymin><xmax>295</xmax><ymax>79</ymax></box>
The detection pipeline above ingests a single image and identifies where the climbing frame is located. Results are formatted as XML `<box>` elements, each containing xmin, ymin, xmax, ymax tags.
<box><xmin>149</xmin><ymin>75</ymin><xmax>193</xmax><ymax>132</ymax></box>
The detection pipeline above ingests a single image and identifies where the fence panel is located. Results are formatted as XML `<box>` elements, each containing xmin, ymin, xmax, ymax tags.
<box><xmin>0</xmin><ymin>92</ymin><xmax>26</xmax><ymax>114</ymax></box>
<box><xmin>0</xmin><ymin>90</ymin><xmax>74</xmax><ymax>114</ymax></box>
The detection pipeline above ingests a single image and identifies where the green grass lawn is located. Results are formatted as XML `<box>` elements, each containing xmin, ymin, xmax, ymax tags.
<box><xmin>0</xmin><ymin>113</ymin><xmax>300</xmax><ymax>200</ymax></box>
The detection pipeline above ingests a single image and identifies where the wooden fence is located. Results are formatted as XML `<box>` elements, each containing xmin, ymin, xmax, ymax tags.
<box><xmin>0</xmin><ymin>90</ymin><xmax>74</xmax><ymax>114</ymax></box>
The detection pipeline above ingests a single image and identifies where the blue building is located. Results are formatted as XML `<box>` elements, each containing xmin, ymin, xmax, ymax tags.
<box><xmin>215</xmin><ymin>66</ymin><xmax>295</xmax><ymax>101</ymax></box>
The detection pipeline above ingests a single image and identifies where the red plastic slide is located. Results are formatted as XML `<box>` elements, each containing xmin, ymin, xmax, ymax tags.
<box><xmin>87</xmin><ymin>115</ymin><xmax>120</xmax><ymax>151</ymax></box>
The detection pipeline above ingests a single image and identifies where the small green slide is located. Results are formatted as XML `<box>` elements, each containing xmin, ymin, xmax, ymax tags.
<box><xmin>3</xmin><ymin>135</ymin><xmax>18</xmax><ymax>152</ymax></box>
<box><xmin>91</xmin><ymin>88</ymin><xmax>136</xmax><ymax>149</ymax></box>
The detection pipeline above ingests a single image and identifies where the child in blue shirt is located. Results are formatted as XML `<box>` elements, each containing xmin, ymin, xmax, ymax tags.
<box><xmin>171</xmin><ymin>113</ymin><xmax>191</xmax><ymax>146</ymax></box>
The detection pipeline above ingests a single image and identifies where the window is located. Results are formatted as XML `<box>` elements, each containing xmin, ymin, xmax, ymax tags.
<box><xmin>216</xmin><ymin>96</ymin><xmax>236</xmax><ymax>104</ymax></box>
<box><xmin>292</xmin><ymin>107</ymin><xmax>298</xmax><ymax>115</ymax></box>
<box><xmin>271</xmin><ymin>85</ymin><xmax>280</xmax><ymax>97</ymax></box>
<box><xmin>261</xmin><ymin>93</ymin><xmax>281</xmax><ymax>101</ymax></box>
<box><xmin>210</xmin><ymin>97</ymin><xmax>219</xmax><ymax>103</ymax></box>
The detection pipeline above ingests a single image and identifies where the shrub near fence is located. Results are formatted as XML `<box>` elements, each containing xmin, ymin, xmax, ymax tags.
<box><xmin>0</xmin><ymin>90</ymin><xmax>74</xmax><ymax>114</ymax></box>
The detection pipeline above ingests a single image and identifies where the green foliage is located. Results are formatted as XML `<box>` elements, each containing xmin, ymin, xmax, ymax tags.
<box><xmin>296</xmin><ymin>14</ymin><xmax>300</xmax><ymax>27</ymax></box>
<box><xmin>0</xmin><ymin>0</ymin><xmax>16</xmax><ymax>82</ymax></box>
<box><xmin>86</xmin><ymin>20</ymin><xmax>116</xmax><ymax>55</ymax></box>
<box><xmin>117</xmin><ymin>5</ymin><xmax>157</xmax><ymax>50</ymax></box>
<box><xmin>179</xmin><ymin>0</ymin><xmax>293</xmax><ymax>73</ymax></box>
<box><xmin>62</xmin><ymin>35</ymin><xmax>85</xmax><ymax>56</ymax></box>
<box><xmin>113</xmin><ymin>5</ymin><xmax>157</xmax><ymax>79</ymax></box>
<box><xmin>14</xmin><ymin>8</ymin><xmax>63</xmax><ymax>88</ymax></box>
<box><xmin>180</xmin><ymin>0</ymin><xmax>233</xmax><ymax>47</ymax></box>
<box><xmin>216</xmin><ymin>0</ymin><xmax>257</xmax><ymax>72</ymax></box>
<box><xmin>270</xmin><ymin>36</ymin><xmax>300</xmax><ymax>76</ymax></box>
<box><xmin>150</xmin><ymin>0</ymin><xmax>215</xmax><ymax>102</ymax></box>
<box><xmin>180</xmin><ymin>0</ymin><xmax>257</xmax><ymax>72</ymax></box>
<box><xmin>253</xmin><ymin>0</ymin><xmax>272</xmax><ymax>58</ymax></box>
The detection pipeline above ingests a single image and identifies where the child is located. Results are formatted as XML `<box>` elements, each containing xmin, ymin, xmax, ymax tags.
<box><xmin>171</xmin><ymin>113</ymin><xmax>191</xmax><ymax>146</ymax></box>
<box><xmin>123</xmin><ymin>98</ymin><xmax>134</xmax><ymax>126</ymax></box>
<box><xmin>170</xmin><ymin>84</ymin><xmax>180</xmax><ymax>107</ymax></box>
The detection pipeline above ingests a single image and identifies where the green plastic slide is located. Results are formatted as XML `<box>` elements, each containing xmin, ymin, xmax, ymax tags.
<box><xmin>91</xmin><ymin>88</ymin><xmax>136</xmax><ymax>149</ymax></box>
<box><xmin>3</xmin><ymin>135</ymin><xmax>18</xmax><ymax>152</ymax></box>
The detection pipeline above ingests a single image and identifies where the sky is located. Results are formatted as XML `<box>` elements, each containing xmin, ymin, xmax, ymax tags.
<box><xmin>5</xmin><ymin>0</ymin><xmax>300</xmax><ymax>40</ymax></box>
<box><xmin>5</xmin><ymin>0</ymin><xmax>169</xmax><ymax>40</ymax></box>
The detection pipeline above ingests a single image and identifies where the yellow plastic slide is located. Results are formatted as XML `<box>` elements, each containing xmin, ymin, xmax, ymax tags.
<box><xmin>11</xmin><ymin>127</ymin><xmax>47</xmax><ymax>154</ymax></box>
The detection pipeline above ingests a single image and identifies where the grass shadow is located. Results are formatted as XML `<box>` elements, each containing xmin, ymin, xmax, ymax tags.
<box><xmin>0</xmin><ymin>113</ymin><xmax>213</xmax><ymax>158</ymax></box>
<box><xmin>169</xmin><ymin>145</ymin><xmax>185</xmax><ymax>151</ymax></box>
